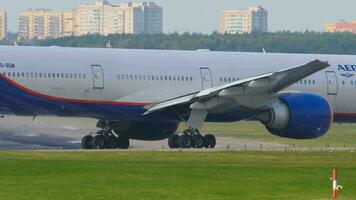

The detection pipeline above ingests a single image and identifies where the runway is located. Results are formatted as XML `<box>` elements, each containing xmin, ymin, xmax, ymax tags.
<box><xmin>0</xmin><ymin>116</ymin><xmax>297</xmax><ymax>150</ymax></box>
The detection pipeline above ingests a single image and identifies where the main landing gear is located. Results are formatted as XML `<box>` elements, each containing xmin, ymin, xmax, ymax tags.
<box><xmin>81</xmin><ymin>121</ymin><xmax>130</xmax><ymax>150</ymax></box>
<box><xmin>168</xmin><ymin>128</ymin><xmax>216</xmax><ymax>149</ymax></box>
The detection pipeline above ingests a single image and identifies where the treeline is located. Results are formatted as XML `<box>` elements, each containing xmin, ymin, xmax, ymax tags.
<box><xmin>2</xmin><ymin>32</ymin><xmax>356</xmax><ymax>55</ymax></box>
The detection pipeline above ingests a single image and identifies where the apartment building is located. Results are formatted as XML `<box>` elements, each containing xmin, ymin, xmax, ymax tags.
<box><xmin>221</xmin><ymin>6</ymin><xmax>268</xmax><ymax>34</ymax></box>
<box><xmin>325</xmin><ymin>21</ymin><xmax>356</xmax><ymax>34</ymax></box>
<box><xmin>19</xmin><ymin>9</ymin><xmax>62</xmax><ymax>40</ymax></box>
<box><xmin>0</xmin><ymin>11</ymin><xmax>7</xmax><ymax>40</ymax></box>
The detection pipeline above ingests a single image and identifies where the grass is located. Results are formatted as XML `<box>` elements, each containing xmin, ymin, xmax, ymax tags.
<box><xmin>178</xmin><ymin>122</ymin><xmax>356</xmax><ymax>148</ymax></box>
<box><xmin>0</xmin><ymin>151</ymin><xmax>355</xmax><ymax>200</ymax></box>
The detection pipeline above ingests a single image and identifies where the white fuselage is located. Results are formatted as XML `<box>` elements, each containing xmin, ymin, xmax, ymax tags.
<box><xmin>0</xmin><ymin>46</ymin><xmax>355</xmax><ymax>120</ymax></box>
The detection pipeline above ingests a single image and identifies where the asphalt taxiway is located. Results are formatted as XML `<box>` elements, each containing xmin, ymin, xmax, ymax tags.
<box><xmin>0</xmin><ymin>116</ymin><xmax>293</xmax><ymax>150</ymax></box>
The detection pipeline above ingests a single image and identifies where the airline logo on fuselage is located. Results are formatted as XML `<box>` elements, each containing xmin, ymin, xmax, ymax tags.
<box><xmin>338</xmin><ymin>64</ymin><xmax>356</xmax><ymax>78</ymax></box>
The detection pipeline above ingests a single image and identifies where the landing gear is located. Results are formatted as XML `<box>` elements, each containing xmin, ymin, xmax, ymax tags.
<box><xmin>168</xmin><ymin>128</ymin><xmax>216</xmax><ymax>149</ymax></box>
<box><xmin>81</xmin><ymin>120</ymin><xmax>130</xmax><ymax>150</ymax></box>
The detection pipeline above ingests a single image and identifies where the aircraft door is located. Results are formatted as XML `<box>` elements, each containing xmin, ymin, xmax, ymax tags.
<box><xmin>200</xmin><ymin>68</ymin><xmax>213</xmax><ymax>90</ymax></box>
<box><xmin>91</xmin><ymin>65</ymin><xmax>104</xmax><ymax>89</ymax></box>
<box><xmin>325</xmin><ymin>71</ymin><xmax>338</xmax><ymax>95</ymax></box>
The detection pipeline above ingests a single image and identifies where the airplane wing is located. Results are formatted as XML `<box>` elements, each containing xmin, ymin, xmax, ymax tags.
<box><xmin>144</xmin><ymin>60</ymin><xmax>330</xmax><ymax>127</ymax></box>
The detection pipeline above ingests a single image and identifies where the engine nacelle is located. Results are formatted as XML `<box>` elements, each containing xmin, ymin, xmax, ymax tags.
<box><xmin>258</xmin><ymin>93</ymin><xmax>333</xmax><ymax>139</ymax></box>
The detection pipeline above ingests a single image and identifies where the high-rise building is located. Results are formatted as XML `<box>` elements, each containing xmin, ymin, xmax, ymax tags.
<box><xmin>221</xmin><ymin>6</ymin><xmax>268</xmax><ymax>34</ymax></box>
<box><xmin>325</xmin><ymin>21</ymin><xmax>356</xmax><ymax>33</ymax></box>
<box><xmin>62</xmin><ymin>11</ymin><xmax>76</xmax><ymax>37</ymax></box>
<box><xmin>0</xmin><ymin>11</ymin><xmax>7</xmax><ymax>40</ymax></box>
<box><xmin>18</xmin><ymin>1</ymin><xmax>163</xmax><ymax>40</ymax></box>
<box><xmin>75</xmin><ymin>1</ymin><xmax>162</xmax><ymax>36</ymax></box>
<box><xmin>19</xmin><ymin>9</ymin><xmax>63</xmax><ymax>40</ymax></box>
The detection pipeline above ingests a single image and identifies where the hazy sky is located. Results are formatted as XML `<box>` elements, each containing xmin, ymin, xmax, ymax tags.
<box><xmin>1</xmin><ymin>0</ymin><xmax>356</xmax><ymax>33</ymax></box>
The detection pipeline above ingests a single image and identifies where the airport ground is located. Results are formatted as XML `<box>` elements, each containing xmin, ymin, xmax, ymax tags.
<box><xmin>0</xmin><ymin>151</ymin><xmax>355</xmax><ymax>200</ymax></box>
<box><xmin>0</xmin><ymin>117</ymin><xmax>355</xmax><ymax>199</ymax></box>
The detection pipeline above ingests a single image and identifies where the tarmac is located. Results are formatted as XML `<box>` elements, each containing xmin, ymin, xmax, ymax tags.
<box><xmin>0</xmin><ymin>116</ymin><xmax>347</xmax><ymax>151</ymax></box>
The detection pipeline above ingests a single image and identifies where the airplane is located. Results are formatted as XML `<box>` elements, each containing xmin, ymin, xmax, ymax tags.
<box><xmin>0</xmin><ymin>45</ymin><xmax>354</xmax><ymax>149</ymax></box>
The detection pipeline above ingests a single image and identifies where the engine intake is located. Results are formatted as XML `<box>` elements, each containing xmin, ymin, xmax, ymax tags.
<box><xmin>258</xmin><ymin>93</ymin><xmax>333</xmax><ymax>139</ymax></box>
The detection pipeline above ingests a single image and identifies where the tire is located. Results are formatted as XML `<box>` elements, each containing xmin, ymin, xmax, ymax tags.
<box><xmin>203</xmin><ymin>134</ymin><xmax>216</xmax><ymax>148</ymax></box>
<box><xmin>81</xmin><ymin>135</ymin><xmax>93</xmax><ymax>149</ymax></box>
<box><xmin>117</xmin><ymin>135</ymin><xmax>130</xmax><ymax>149</ymax></box>
<box><xmin>168</xmin><ymin>134</ymin><xmax>180</xmax><ymax>149</ymax></box>
<box><xmin>179</xmin><ymin>134</ymin><xmax>191</xmax><ymax>149</ymax></box>
<box><xmin>191</xmin><ymin>134</ymin><xmax>204</xmax><ymax>148</ymax></box>
<box><xmin>92</xmin><ymin>135</ymin><xmax>105</xmax><ymax>149</ymax></box>
<box><xmin>105</xmin><ymin>135</ymin><xmax>117</xmax><ymax>149</ymax></box>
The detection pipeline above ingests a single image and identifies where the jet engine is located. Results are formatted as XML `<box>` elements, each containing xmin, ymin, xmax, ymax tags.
<box><xmin>257</xmin><ymin>93</ymin><xmax>333</xmax><ymax>139</ymax></box>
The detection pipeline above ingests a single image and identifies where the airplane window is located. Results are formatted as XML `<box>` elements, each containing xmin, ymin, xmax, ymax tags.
<box><xmin>83</xmin><ymin>74</ymin><xmax>86</xmax><ymax>79</ymax></box>
<box><xmin>74</xmin><ymin>73</ymin><xmax>77</xmax><ymax>79</ymax></box>
<box><xmin>65</xmin><ymin>73</ymin><xmax>68</xmax><ymax>78</ymax></box>
<box><xmin>173</xmin><ymin>76</ymin><xmax>176</xmax><ymax>81</ymax></box>
<box><xmin>228</xmin><ymin>78</ymin><xmax>231</xmax><ymax>82</ymax></box>
<box><xmin>69</xmin><ymin>73</ymin><xmax>72</xmax><ymax>79</ymax></box>
<box><xmin>169</xmin><ymin>76</ymin><xmax>171</xmax><ymax>81</ymax></box>
<box><xmin>44</xmin><ymin>73</ymin><xmax>47</xmax><ymax>78</ymax></box>
<box><xmin>177</xmin><ymin>76</ymin><xmax>180</xmax><ymax>81</ymax></box>
<box><xmin>190</xmin><ymin>77</ymin><xmax>193</xmax><ymax>81</ymax></box>
<box><xmin>143</xmin><ymin>75</ymin><xmax>146</xmax><ymax>80</ymax></box>
<box><xmin>165</xmin><ymin>76</ymin><xmax>167</xmax><ymax>81</ymax></box>
<box><xmin>308</xmin><ymin>80</ymin><xmax>311</xmax><ymax>84</ymax></box>
<box><xmin>186</xmin><ymin>77</ymin><xmax>189</xmax><ymax>81</ymax></box>
<box><xmin>13</xmin><ymin>72</ymin><xmax>16</xmax><ymax>77</ymax></box>
<box><xmin>48</xmin><ymin>73</ymin><xmax>51</xmax><ymax>78</ymax></box>
<box><xmin>26</xmin><ymin>72</ymin><xmax>29</xmax><ymax>77</ymax></box>
<box><xmin>181</xmin><ymin>76</ymin><xmax>184</xmax><ymax>81</ymax></box>
<box><xmin>150</xmin><ymin>76</ymin><xmax>154</xmax><ymax>81</ymax></box>
<box><xmin>313</xmin><ymin>80</ymin><xmax>315</xmax><ymax>85</ymax></box>
<box><xmin>7</xmin><ymin>72</ymin><xmax>11</xmax><ymax>77</ymax></box>
<box><xmin>21</xmin><ymin>72</ymin><xmax>25</xmax><ymax>77</ymax></box>
<box><xmin>17</xmin><ymin>72</ymin><xmax>20</xmax><ymax>77</ymax></box>
<box><xmin>232</xmin><ymin>78</ymin><xmax>236</xmax><ymax>82</ymax></box>
<box><xmin>139</xmin><ymin>75</ymin><xmax>142</xmax><ymax>80</ymax></box>
<box><xmin>121</xmin><ymin>74</ymin><xmax>125</xmax><ymax>80</ymax></box>
<box><xmin>147</xmin><ymin>75</ymin><xmax>150</xmax><ymax>81</ymax></box>
<box><xmin>351</xmin><ymin>81</ymin><xmax>354</xmax><ymax>85</ymax></box>
<box><xmin>31</xmin><ymin>72</ymin><xmax>34</xmax><ymax>78</ymax></box>
<box><xmin>35</xmin><ymin>72</ymin><xmax>38</xmax><ymax>78</ymax></box>
<box><xmin>125</xmin><ymin>74</ymin><xmax>129</xmax><ymax>80</ymax></box>
<box><xmin>60</xmin><ymin>73</ymin><xmax>63</xmax><ymax>78</ymax></box>
<box><xmin>39</xmin><ymin>73</ymin><xmax>42</xmax><ymax>78</ymax></box>
<box><xmin>342</xmin><ymin>81</ymin><xmax>345</xmax><ymax>85</ymax></box>
<box><xmin>78</xmin><ymin>73</ymin><xmax>82</xmax><ymax>79</ymax></box>
<box><xmin>304</xmin><ymin>80</ymin><xmax>307</xmax><ymax>84</ymax></box>
<box><xmin>117</xmin><ymin>74</ymin><xmax>120</xmax><ymax>80</ymax></box>
<box><xmin>134</xmin><ymin>75</ymin><xmax>138</xmax><ymax>80</ymax></box>
<box><xmin>224</xmin><ymin>77</ymin><xmax>227</xmax><ymax>82</ymax></box>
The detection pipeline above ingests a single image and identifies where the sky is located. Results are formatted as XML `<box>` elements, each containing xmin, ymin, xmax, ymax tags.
<box><xmin>1</xmin><ymin>0</ymin><xmax>356</xmax><ymax>33</ymax></box>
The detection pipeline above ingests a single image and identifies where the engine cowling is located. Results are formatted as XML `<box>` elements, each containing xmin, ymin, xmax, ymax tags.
<box><xmin>257</xmin><ymin>93</ymin><xmax>333</xmax><ymax>139</ymax></box>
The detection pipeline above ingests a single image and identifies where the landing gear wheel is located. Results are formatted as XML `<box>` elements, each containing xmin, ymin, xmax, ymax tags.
<box><xmin>117</xmin><ymin>135</ymin><xmax>130</xmax><ymax>149</ymax></box>
<box><xmin>105</xmin><ymin>135</ymin><xmax>117</xmax><ymax>149</ymax></box>
<box><xmin>203</xmin><ymin>134</ymin><xmax>216</xmax><ymax>148</ymax></box>
<box><xmin>81</xmin><ymin>135</ymin><xmax>93</xmax><ymax>149</ymax></box>
<box><xmin>92</xmin><ymin>135</ymin><xmax>105</xmax><ymax>149</ymax></box>
<box><xmin>179</xmin><ymin>134</ymin><xmax>191</xmax><ymax>149</ymax></box>
<box><xmin>168</xmin><ymin>134</ymin><xmax>180</xmax><ymax>149</ymax></box>
<box><xmin>191</xmin><ymin>134</ymin><xmax>204</xmax><ymax>148</ymax></box>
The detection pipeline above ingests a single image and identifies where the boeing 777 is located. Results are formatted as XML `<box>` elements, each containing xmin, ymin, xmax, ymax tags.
<box><xmin>0</xmin><ymin>46</ymin><xmax>354</xmax><ymax>149</ymax></box>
